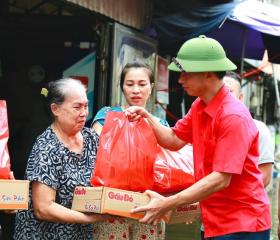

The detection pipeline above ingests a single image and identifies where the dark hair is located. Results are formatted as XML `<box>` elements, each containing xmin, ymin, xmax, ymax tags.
<box><xmin>43</xmin><ymin>78</ymin><xmax>86</xmax><ymax>117</ymax></box>
<box><xmin>214</xmin><ymin>71</ymin><xmax>227</xmax><ymax>80</ymax></box>
<box><xmin>120</xmin><ymin>60</ymin><xmax>154</xmax><ymax>91</ymax></box>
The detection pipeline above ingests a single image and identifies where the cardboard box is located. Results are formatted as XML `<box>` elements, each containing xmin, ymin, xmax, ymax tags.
<box><xmin>72</xmin><ymin>186</ymin><xmax>150</xmax><ymax>219</ymax></box>
<box><xmin>164</xmin><ymin>202</ymin><xmax>201</xmax><ymax>224</ymax></box>
<box><xmin>0</xmin><ymin>180</ymin><xmax>30</xmax><ymax>210</ymax></box>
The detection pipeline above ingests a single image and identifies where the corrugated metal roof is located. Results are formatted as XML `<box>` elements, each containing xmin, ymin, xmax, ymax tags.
<box><xmin>65</xmin><ymin>0</ymin><xmax>153</xmax><ymax>30</ymax></box>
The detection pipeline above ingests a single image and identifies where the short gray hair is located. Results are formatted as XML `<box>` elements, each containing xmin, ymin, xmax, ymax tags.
<box><xmin>44</xmin><ymin>78</ymin><xmax>86</xmax><ymax>117</ymax></box>
<box><xmin>224</xmin><ymin>71</ymin><xmax>242</xmax><ymax>92</ymax></box>
<box><xmin>47</xmin><ymin>78</ymin><xmax>86</xmax><ymax>105</ymax></box>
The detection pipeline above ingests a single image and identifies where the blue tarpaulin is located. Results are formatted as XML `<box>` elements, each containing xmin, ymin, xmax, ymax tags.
<box><xmin>151</xmin><ymin>0</ymin><xmax>280</xmax><ymax>63</ymax></box>
<box><xmin>150</xmin><ymin>1</ymin><xmax>237</xmax><ymax>54</ymax></box>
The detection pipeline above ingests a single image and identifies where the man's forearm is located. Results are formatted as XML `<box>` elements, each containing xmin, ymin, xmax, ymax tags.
<box><xmin>166</xmin><ymin>171</ymin><xmax>232</xmax><ymax>208</ymax></box>
<box><xmin>146</xmin><ymin>114</ymin><xmax>186</xmax><ymax>150</ymax></box>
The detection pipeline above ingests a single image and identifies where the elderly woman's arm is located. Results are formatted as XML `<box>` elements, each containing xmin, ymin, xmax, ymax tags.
<box><xmin>32</xmin><ymin>182</ymin><xmax>104</xmax><ymax>224</ymax></box>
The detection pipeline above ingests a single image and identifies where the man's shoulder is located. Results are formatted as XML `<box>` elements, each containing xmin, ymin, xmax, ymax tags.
<box><xmin>221</xmin><ymin>96</ymin><xmax>250</xmax><ymax>118</ymax></box>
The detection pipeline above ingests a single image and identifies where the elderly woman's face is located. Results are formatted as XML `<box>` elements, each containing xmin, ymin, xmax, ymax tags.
<box><xmin>52</xmin><ymin>89</ymin><xmax>88</xmax><ymax>132</ymax></box>
<box><xmin>122</xmin><ymin>67</ymin><xmax>152</xmax><ymax>107</ymax></box>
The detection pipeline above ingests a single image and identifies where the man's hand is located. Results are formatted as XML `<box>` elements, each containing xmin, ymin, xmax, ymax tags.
<box><xmin>131</xmin><ymin>190</ymin><xmax>169</xmax><ymax>225</ymax></box>
<box><xmin>125</xmin><ymin>106</ymin><xmax>150</xmax><ymax>122</ymax></box>
<box><xmin>278</xmin><ymin>223</ymin><xmax>280</xmax><ymax>240</ymax></box>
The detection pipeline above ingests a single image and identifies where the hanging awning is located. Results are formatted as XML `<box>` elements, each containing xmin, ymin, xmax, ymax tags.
<box><xmin>226</xmin><ymin>0</ymin><xmax>280</xmax><ymax>63</ymax></box>
<box><xmin>151</xmin><ymin>1</ymin><xmax>238</xmax><ymax>54</ymax></box>
<box><xmin>151</xmin><ymin>0</ymin><xmax>280</xmax><ymax>63</ymax></box>
<box><xmin>205</xmin><ymin>0</ymin><xmax>280</xmax><ymax>63</ymax></box>
<box><xmin>64</xmin><ymin>0</ymin><xmax>152</xmax><ymax>30</ymax></box>
<box><xmin>229</xmin><ymin>0</ymin><xmax>280</xmax><ymax>36</ymax></box>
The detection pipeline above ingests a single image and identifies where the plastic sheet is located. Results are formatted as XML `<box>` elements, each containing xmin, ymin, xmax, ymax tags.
<box><xmin>91</xmin><ymin>112</ymin><xmax>158</xmax><ymax>192</ymax></box>
<box><xmin>0</xmin><ymin>100</ymin><xmax>11</xmax><ymax>179</ymax></box>
<box><xmin>153</xmin><ymin>145</ymin><xmax>194</xmax><ymax>193</ymax></box>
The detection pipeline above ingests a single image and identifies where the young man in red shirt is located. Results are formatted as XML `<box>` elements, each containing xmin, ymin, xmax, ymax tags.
<box><xmin>127</xmin><ymin>35</ymin><xmax>271</xmax><ymax>239</ymax></box>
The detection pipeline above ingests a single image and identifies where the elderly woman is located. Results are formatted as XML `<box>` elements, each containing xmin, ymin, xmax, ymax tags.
<box><xmin>91</xmin><ymin>61</ymin><xmax>167</xmax><ymax>240</ymax></box>
<box><xmin>14</xmin><ymin>78</ymin><xmax>105</xmax><ymax>240</ymax></box>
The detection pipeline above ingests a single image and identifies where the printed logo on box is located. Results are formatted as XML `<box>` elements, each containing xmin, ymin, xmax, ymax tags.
<box><xmin>108</xmin><ymin>192</ymin><xmax>133</xmax><ymax>202</ymax></box>
<box><xmin>74</xmin><ymin>187</ymin><xmax>86</xmax><ymax>195</ymax></box>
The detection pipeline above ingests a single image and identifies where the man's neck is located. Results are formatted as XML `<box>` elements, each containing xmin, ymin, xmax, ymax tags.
<box><xmin>200</xmin><ymin>81</ymin><xmax>224</xmax><ymax>104</ymax></box>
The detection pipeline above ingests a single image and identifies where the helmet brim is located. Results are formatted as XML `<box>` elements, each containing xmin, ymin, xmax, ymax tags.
<box><xmin>168</xmin><ymin>57</ymin><xmax>237</xmax><ymax>72</ymax></box>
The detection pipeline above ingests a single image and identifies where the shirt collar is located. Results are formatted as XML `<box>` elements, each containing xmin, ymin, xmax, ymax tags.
<box><xmin>199</xmin><ymin>85</ymin><xmax>229</xmax><ymax>118</ymax></box>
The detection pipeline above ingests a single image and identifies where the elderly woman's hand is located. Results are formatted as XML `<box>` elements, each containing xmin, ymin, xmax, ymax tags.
<box><xmin>86</xmin><ymin>213</ymin><xmax>111</xmax><ymax>223</ymax></box>
<box><xmin>4</xmin><ymin>209</ymin><xmax>18</xmax><ymax>214</ymax></box>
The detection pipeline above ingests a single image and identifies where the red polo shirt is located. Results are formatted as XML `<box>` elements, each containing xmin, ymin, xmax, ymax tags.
<box><xmin>172</xmin><ymin>85</ymin><xmax>271</xmax><ymax>238</ymax></box>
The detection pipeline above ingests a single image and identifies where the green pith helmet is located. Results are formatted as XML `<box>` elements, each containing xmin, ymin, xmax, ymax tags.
<box><xmin>168</xmin><ymin>35</ymin><xmax>237</xmax><ymax>72</ymax></box>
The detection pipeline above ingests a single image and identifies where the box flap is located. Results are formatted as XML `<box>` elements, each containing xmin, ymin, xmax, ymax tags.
<box><xmin>71</xmin><ymin>186</ymin><xmax>104</xmax><ymax>213</ymax></box>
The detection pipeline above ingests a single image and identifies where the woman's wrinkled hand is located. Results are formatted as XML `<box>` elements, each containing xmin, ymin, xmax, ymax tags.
<box><xmin>10</xmin><ymin>171</ymin><xmax>15</xmax><ymax>180</ymax></box>
<box><xmin>4</xmin><ymin>209</ymin><xmax>18</xmax><ymax>214</ymax></box>
<box><xmin>87</xmin><ymin>213</ymin><xmax>112</xmax><ymax>223</ymax></box>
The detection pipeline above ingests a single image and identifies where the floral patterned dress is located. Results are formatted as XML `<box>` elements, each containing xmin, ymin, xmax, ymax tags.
<box><xmin>92</xmin><ymin>217</ymin><xmax>164</xmax><ymax>240</ymax></box>
<box><xmin>14</xmin><ymin>127</ymin><xmax>99</xmax><ymax>240</ymax></box>
<box><xmin>91</xmin><ymin>106</ymin><xmax>167</xmax><ymax>240</ymax></box>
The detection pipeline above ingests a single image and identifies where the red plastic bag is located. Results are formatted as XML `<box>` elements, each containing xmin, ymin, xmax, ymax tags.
<box><xmin>91</xmin><ymin>111</ymin><xmax>158</xmax><ymax>192</ymax></box>
<box><xmin>153</xmin><ymin>145</ymin><xmax>194</xmax><ymax>193</ymax></box>
<box><xmin>0</xmin><ymin>100</ymin><xmax>12</xmax><ymax>179</ymax></box>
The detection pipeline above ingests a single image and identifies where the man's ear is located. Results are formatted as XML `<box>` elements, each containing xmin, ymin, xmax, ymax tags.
<box><xmin>239</xmin><ymin>92</ymin><xmax>244</xmax><ymax>102</ymax></box>
<box><xmin>206</xmin><ymin>72</ymin><xmax>216</xmax><ymax>79</ymax></box>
